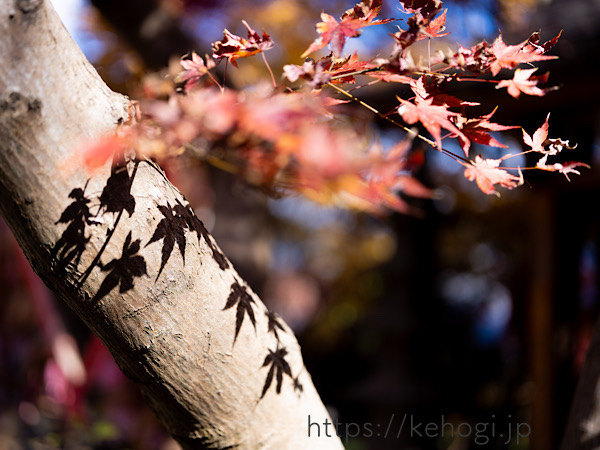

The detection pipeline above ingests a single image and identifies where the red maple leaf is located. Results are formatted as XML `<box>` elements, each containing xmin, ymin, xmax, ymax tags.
<box><xmin>393</xmin><ymin>0</ymin><xmax>443</xmax><ymax>52</ymax></box>
<box><xmin>397</xmin><ymin>96</ymin><xmax>470</xmax><ymax>154</ymax></box>
<box><xmin>455</xmin><ymin>107</ymin><xmax>518</xmax><ymax>149</ymax></box>
<box><xmin>489</xmin><ymin>33</ymin><xmax>557</xmax><ymax>76</ymax></box>
<box><xmin>464</xmin><ymin>155</ymin><xmax>523</xmax><ymax>195</ymax></box>
<box><xmin>400</xmin><ymin>0</ymin><xmax>443</xmax><ymax>14</ymax></box>
<box><xmin>212</xmin><ymin>20</ymin><xmax>274</xmax><ymax>67</ymax></box>
<box><xmin>302</xmin><ymin>0</ymin><xmax>393</xmax><ymax>57</ymax></box>
<box><xmin>557</xmin><ymin>162</ymin><xmax>588</xmax><ymax>180</ymax></box>
<box><xmin>523</xmin><ymin>30</ymin><xmax>562</xmax><ymax>55</ymax></box>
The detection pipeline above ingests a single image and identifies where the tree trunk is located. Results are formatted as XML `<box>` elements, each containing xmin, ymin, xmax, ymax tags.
<box><xmin>561</xmin><ymin>313</ymin><xmax>600</xmax><ymax>449</ymax></box>
<box><xmin>0</xmin><ymin>1</ymin><xmax>342</xmax><ymax>448</ymax></box>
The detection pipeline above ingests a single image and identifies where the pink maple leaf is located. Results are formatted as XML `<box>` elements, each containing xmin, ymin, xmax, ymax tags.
<box><xmin>522</xmin><ymin>113</ymin><xmax>550</xmax><ymax>153</ymax></box>
<box><xmin>536</xmin><ymin>155</ymin><xmax>589</xmax><ymax>180</ymax></box>
<box><xmin>464</xmin><ymin>155</ymin><xmax>523</xmax><ymax>195</ymax></box>
<box><xmin>283</xmin><ymin>59</ymin><xmax>332</xmax><ymax>89</ymax></box>
<box><xmin>397</xmin><ymin>96</ymin><xmax>470</xmax><ymax>155</ymax></box>
<box><xmin>496</xmin><ymin>68</ymin><xmax>548</xmax><ymax>98</ymax></box>
<box><xmin>176</xmin><ymin>52</ymin><xmax>215</xmax><ymax>91</ymax></box>
<box><xmin>489</xmin><ymin>34</ymin><xmax>556</xmax><ymax>76</ymax></box>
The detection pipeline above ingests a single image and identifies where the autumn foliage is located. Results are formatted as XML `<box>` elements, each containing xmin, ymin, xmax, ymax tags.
<box><xmin>81</xmin><ymin>0</ymin><xmax>586</xmax><ymax>212</ymax></box>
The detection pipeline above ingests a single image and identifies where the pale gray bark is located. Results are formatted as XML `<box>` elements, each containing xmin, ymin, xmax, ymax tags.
<box><xmin>0</xmin><ymin>1</ymin><xmax>342</xmax><ymax>448</ymax></box>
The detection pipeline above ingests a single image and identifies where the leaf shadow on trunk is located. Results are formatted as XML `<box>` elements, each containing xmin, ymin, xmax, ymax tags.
<box><xmin>91</xmin><ymin>230</ymin><xmax>147</xmax><ymax>302</ymax></box>
<box><xmin>51</xmin><ymin>180</ymin><xmax>99</xmax><ymax>274</ymax></box>
<box><xmin>260</xmin><ymin>345</ymin><xmax>303</xmax><ymax>399</ymax></box>
<box><xmin>145</xmin><ymin>198</ymin><xmax>230</xmax><ymax>281</ymax></box>
<box><xmin>52</xmin><ymin>157</ymin><xmax>148</xmax><ymax>302</ymax></box>
<box><xmin>78</xmin><ymin>158</ymin><xmax>140</xmax><ymax>289</ymax></box>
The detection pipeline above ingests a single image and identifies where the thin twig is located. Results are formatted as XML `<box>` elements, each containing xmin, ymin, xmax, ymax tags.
<box><xmin>326</xmin><ymin>82</ymin><xmax>472</xmax><ymax>166</ymax></box>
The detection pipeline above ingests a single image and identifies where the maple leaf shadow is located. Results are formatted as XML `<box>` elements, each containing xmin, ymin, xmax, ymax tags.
<box><xmin>79</xmin><ymin>159</ymin><xmax>140</xmax><ymax>287</ymax></box>
<box><xmin>92</xmin><ymin>230</ymin><xmax>147</xmax><ymax>302</ymax></box>
<box><xmin>146</xmin><ymin>198</ymin><xmax>229</xmax><ymax>281</ymax></box>
<box><xmin>96</xmin><ymin>162</ymin><xmax>137</xmax><ymax>218</ymax></box>
<box><xmin>266</xmin><ymin>310</ymin><xmax>286</xmax><ymax>342</ymax></box>
<box><xmin>260</xmin><ymin>346</ymin><xmax>292</xmax><ymax>399</ymax></box>
<box><xmin>293</xmin><ymin>375</ymin><xmax>303</xmax><ymax>394</ymax></box>
<box><xmin>182</xmin><ymin>201</ymin><xmax>229</xmax><ymax>271</ymax></box>
<box><xmin>145</xmin><ymin>202</ymin><xmax>189</xmax><ymax>280</ymax></box>
<box><xmin>223</xmin><ymin>281</ymin><xmax>256</xmax><ymax>345</ymax></box>
<box><xmin>51</xmin><ymin>182</ymin><xmax>99</xmax><ymax>273</ymax></box>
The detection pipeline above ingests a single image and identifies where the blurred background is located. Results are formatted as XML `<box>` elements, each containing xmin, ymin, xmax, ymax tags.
<box><xmin>1</xmin><ymin>0</ymin><xmax>600</xmax><ymax>448</ymax></box>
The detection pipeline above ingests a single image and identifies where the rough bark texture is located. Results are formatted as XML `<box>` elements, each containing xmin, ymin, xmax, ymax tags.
<box><xmin>0</xmin><ymin>1</ymin><xmax>342</xmax><ymax>448</ymax></box>
<box><xmin>561</xmin><ymin>313</ymin><xmax>600</xmax><ymax>449</ymax></box>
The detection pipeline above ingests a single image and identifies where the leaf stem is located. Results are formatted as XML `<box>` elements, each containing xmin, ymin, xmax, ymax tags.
<box><xmin>262</xmin><ymin>53</ymin><xmax>277</xmax><ymax>88</ymax></box>
<box><xmin>207</xmin><ymin>71</ymin><xmax>224</xmax><ymax>92</ymax></box>
<box><xmin>329</xmin><ymin>67</ymin><xmax>382</xmax><ymax>81</ymax></box>
<box><xmin>326</xmin><ymin>82</ymin><xmax>471</xmax><ymax>165</ymax></box>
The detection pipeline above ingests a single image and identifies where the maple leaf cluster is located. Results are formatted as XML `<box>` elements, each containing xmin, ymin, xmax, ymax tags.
<box><xmin>138</xmin><ymin>83</ymin><xmax>429</xmax><ymax>214</ymax></box>
<box><xmin>80</xmin><ymin>0</ymin><xmax>587</xmax><ymax>214</ymax></box>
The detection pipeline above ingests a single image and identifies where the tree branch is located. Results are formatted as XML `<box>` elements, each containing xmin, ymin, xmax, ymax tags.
<box><xmin>0</xmin><ymin>1</ymin><xmax>341</xmax><ymax>448</ymax></box>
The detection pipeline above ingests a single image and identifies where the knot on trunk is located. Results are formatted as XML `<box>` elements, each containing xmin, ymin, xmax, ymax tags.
<box><xmin>17</xmin><ymin>0</ymin><xmax>43</xmax><ymax>14</ymax></box>
<box><xmin>0</xmin><ymin>91</ymin><xmax>41</xmax><ymax>120</ymax></box>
